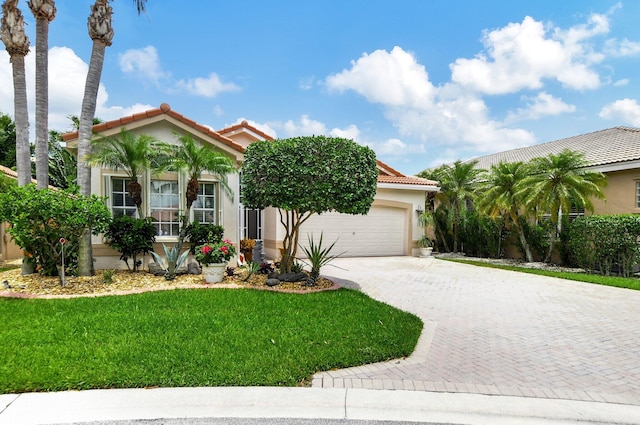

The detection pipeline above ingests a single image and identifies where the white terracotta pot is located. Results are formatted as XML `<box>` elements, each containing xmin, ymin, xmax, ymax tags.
<box><xmin>202</xmin><ymin>263</ymin><xmax>226</xmax><ymax>283</ymax></box>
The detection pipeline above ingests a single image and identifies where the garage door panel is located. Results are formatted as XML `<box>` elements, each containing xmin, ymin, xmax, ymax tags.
<box><xmin>299</xmin><ymin>206</ymin><xmax>405</xmax><ymax>257</ymax></box>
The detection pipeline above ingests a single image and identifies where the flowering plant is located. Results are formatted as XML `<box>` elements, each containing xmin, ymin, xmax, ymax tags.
<box><xmin>195</xmin><ymin>240</ymin><xmax>236</xmax><ymax>265</ymax></box>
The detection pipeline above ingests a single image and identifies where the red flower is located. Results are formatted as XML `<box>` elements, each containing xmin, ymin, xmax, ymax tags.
<box><xmin>201</xmin><ymin>245</ymin><xmax>213</xmax><ymax>255</ymax></box>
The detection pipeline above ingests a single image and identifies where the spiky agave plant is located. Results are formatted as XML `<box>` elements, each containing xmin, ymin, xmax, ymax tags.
<box><xmin>300</xmin><ymin>232</ymin><xmax>343</xmax><ymax>286</ymax></box>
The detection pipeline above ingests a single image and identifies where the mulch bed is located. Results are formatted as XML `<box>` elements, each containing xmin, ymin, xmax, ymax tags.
<box><xmin>0</xmin><ymin>266</ymin><xmax>338</xmax><ymax>299</ymax></box>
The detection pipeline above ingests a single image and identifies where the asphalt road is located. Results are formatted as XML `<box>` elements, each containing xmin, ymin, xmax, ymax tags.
<box><xmin>59</xmin><ymin>419</ymin><xmax>456</xmax><ymax>425</ymax></box>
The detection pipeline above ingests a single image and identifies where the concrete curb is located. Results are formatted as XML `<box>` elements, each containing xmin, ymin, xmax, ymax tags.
<box><xmin>2</xmin><ymin>387</ymin><xmax>640</xmax><ymax>425</ymax></box>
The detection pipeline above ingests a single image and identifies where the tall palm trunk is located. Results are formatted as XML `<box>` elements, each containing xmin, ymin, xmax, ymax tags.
<box><xmin>29</xmin><ymin>1</ymin><xmax>56</xmax><ymax>189</ymax></box>
<box><xmin>77</xmin><ymin>0</ymin><xmax>113</xmax><ymax>276</ymax></box>
<box><xmin>1</xmin><ymin>0</ymin><xmax>30</xmax><ymax>187</ymax></box>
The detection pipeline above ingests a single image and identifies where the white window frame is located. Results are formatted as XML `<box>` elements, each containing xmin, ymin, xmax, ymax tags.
<box><xmin>104</xmin><ymin>175</ymin><xmax>139</xmax><ymax>219</ymax></box>
<box><xmin>192</xmin><ymin>181</ymin><xmax>219</xmax><ymax>224</ymax></box>
<box><xmin>150</xmin><ymin>179</ymin><xmax>181</xmax><ymax>238</ymax></box>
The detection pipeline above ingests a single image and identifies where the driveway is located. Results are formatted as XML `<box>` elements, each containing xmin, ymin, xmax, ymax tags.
<box><xmin>313</xmin><ymin>256</ymin><xmax>640</xmax><ymax>405</ymax></box>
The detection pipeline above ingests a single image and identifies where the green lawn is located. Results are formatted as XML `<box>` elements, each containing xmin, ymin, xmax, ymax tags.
<box><xmin>446</xmin><ymin>258</ymin><xmax>640</xmax><ymax>291</ymax></box>
<box><xmin>0</xmin><ymin>288</ymin><xmax>422</xmax><ymax>393</ymax></box>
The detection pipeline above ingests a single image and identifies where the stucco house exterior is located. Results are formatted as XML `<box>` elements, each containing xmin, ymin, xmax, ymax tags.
<box><xmin>467</xmin><ymin>126</ymin><xmax>640</xmax><ymax>217</ymax></box>
<box><xmin>63</xmin><ymin>103</ymin><xmax>438</xmax><ymax>269</ymax></box>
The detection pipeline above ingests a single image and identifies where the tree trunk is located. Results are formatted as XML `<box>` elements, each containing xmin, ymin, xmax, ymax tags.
<box><xmin>11</xmin><ymin>54</ymin><xmax>30</xmax><ymax>187</ymax></box>
<box><xmin>515</xmin><ymin>223</ymin><xmax>533</xmax><ymax>262</ymax></box>
<box><xmin>77</xmin><ymin>40</ymin><xmax>106</xmax><ymax>276</ymax></box>
<box><xmin>34</xmin><ymin>16</ymin><xmax>49</xmax><ymax>189</ymax></box>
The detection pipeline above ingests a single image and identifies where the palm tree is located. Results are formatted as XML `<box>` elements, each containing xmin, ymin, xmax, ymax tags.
<box><xmin>86</xmin><ymin>128</ymin><xmax>171</xmax><ymax>218</ymax></box>
<box><xmin>519</xmin><ymin>149</ymin><xmax>606</xmax><ymax>262</ymax></box>
<box><xmin>28</xmin><ymin>0</ymin><xmax>56</xmax><ymax>189</ymax></box>
<box><xmin>170</xmin><ymin>134</ymin><xmax>236</xmax><ymax>211</ymax></box>
<box><xmin>1</xmin><ymin>0</ymin><xmax>30</xmax><ymax>187</ymax></box>
<box><xmin>77</xmin><ymin>0</ymin><xmax>147</xmax><ymax>276</ymax></box>
<box><xmin>477</xmin><ymin>161</ymin><xmax>534</xmax><ymax>262</ymax></box>
<box><xmin>426</xmin><ymin>160</ymin><xmax>485</xmax><ymax>252</ymax></box>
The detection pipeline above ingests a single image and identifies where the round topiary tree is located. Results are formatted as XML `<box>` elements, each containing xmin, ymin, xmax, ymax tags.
<box><xmin>241</xmin><ymin>136</ymin><xmax>378</xmax><ymax>273</ymax></box>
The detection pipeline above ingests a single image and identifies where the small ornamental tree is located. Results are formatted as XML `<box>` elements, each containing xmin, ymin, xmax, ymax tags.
<box><xmin>0</xmin><ymin>185</ymin><xmax>111</xmax><ymax>283</ymax></box>
<box><xmin>241</xmin><ymin>136</ymin><xmax>378</xmax><ymax>273</ymax></box>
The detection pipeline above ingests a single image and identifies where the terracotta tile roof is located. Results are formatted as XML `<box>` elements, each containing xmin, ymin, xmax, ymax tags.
<box><xmin>377</xmin><ymin>174</ymin><xmax>438</xmax><ymax>187</ymax></box>
<box><xmin>59</xmin><ymin>103</ymin><xmax>438</xmax><ymax>189</ymax></box>
<box><xmin>218</xmin><ymin>120</ymin><xmax>275</xmax><ymax>141</ymax></box>
<box><xmin>62</xmin><ymin>103</ymin><xmax>246</xmax><ymax>153</ymax></box>
<box><xmin>0</xmin><ymin>165</ymin><xmax>18</xmax><ymax>179</ymax></box>
<box><xmin>469</xmin><ymin>126</ymin><xmax>640</xmax><ymax>170</ymax></box>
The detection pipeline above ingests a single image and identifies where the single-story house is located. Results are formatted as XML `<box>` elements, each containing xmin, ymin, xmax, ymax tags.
<box><xmin>63</xmin><ymin>103</ymin><xmax>439</xmax><ymax>269</ymax></box>
<box><xmin>467</xmin><ymin>126</ymin><xmax>640</xmax><ymax>216</ymax></box>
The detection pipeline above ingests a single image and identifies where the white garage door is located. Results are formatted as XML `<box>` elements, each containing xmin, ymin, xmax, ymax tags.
<box><xmin>298</xmin><ymin>206</ymin><xmax>406</xmax><ymax>257</ymax></box>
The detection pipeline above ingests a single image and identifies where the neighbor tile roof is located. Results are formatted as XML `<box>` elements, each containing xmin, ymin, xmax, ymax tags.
<box><xmin>377</xmin><ymin>174</ymin><xmax>438</xmax><ymax>187</ymax></box>
<box><xmin>469</xmin><ymin>126</ymin><xmax>640</xmax><ymax>170</ymax></box>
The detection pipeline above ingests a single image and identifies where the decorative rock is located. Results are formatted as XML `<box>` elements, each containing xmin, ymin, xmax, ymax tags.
<box><xmin>252</xmin><ymin>240</ymin><xmax>265</xmax><ymax>264</ymax></box>
<box><xmin>278</xmin><ymin>272</ymin><xmax>308</xmax><ymax>282</ymax></box>
<box><xmin>148</xmin><ymin>262</ymin><xmax>165</xmax><ymax>276</ymax></box>
<box><xmin>266</xmin><ymin>278</ymin><xmax>280</xmax><ymax>287</ymax></box>
<box><xmin>187</xmin><ymin>262</ymin><xmax>201</xmax><ymax>275</ymax></box>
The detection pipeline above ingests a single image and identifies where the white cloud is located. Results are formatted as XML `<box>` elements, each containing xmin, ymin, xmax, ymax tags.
<box><xmin>505</xmin><ymin>92</ymin><xmax>576</xmax><ymax>123</ymax></box>
<box><xmin>329</xmin><ymin>124</ymin><xmax>360</xmax><ymax>141</ymax></box>
<box><xmin>614</xmin><ymin>78</ymin><xmax>629</xmax><ymax>87</ymax></box>
<box><xmin>0</xmin><ymin>46</ymin><xmax>154</xmax><ymax>133</ymax></box>
<box><xmin>119</xmin><ymin>45</ymin><xmax>168</xmax><ymax>84</ymax></box>
<box><xmin>376</xmin><ymin>138</ymin><xmax>426</xmax><ymax>156</ymax></box>
<box><xmin>604</xmin><ymin>38</ymin><xmax>640</xmax><ymax>57</ymax></box>
<box><xmin>325</xmin><ymin>47</ymin><xmax>535</xmax><ymax>155</ymax></box>
<box><xmin>450</xmin><ymin>14</ymin><xmax>606</xmax><ymax>94</ymax></box>
<box><xmin>599</xmin><ymin>98</ymin><xmax>640</xmax><ymax>126</ymax></box>
<box><xmin>326</xmin><ymin>46</ymin><xmax>435</xmax><ymax>108</ymax></box>
<box><xmin>281</xmin><ymin>115</ymin><xmax>327</xmax><ymax>137</ymax></box>
<box><xmin>175</xmin><ymin>73</ymin><xmax>240</xmax><ymax>98</ymax></box>
<box><xmin>119</xmin><ymin>46</ymin><xmax>240</xmax><ymax>98</ymax></box>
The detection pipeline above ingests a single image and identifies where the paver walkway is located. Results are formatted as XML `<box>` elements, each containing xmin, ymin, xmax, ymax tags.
<box><xmin>312</xmin><ymin>256</ymin><xmax>640</xmax><ymax>405</ymax></box>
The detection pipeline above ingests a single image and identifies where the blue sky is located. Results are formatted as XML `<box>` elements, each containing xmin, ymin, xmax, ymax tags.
<box><xmin>2</xmin><ymin>0</ymin><xmax>640</xmax><ymax>175</ymax></box>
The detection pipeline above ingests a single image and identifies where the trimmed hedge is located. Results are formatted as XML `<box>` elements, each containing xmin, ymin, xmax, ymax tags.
<box><xmin>567</xmin><ymin>215</ymin><xmax>640</xmax><ymax>276</ymax></box>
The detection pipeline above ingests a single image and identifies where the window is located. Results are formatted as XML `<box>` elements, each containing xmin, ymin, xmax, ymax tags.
<box><xmin>636</xmin><ymin>182</ymin><xmax>640</xmax><ymax>208</ymax></box>
<box><xmin>150</xmin><ymin>180</ymin><xmax>180</xmax><ymax>236</ymax></box>
<box><xmin>193</xmin><ymin>182</ymin><xmax>217</xmax><ymax>224</ymax></box>
<box><xmin>111</xmin><ymin>178</ymin><xmax>137</xmax><ymax>218</ymax></box>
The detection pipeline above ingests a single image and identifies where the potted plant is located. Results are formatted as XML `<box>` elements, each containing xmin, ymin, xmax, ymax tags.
<box><xmin>195</xmin><ymin>239</ymin><xmax>236</xmax><ymax>283</ymax></box>
<box><xmin>418</xmin><ymin>235</ymin><xmax>433</xmax><ymax>257</ymax></box>
<box><xmin>239</xmin><ymin>238</ymin><xmax>256</xmax><ymax>262</ymax></box>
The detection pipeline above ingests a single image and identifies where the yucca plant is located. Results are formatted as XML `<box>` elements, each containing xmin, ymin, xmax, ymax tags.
<box><xmin>300</xmin><ymin>233</ymin><xmax>343</xmax><ymax>286</ymax></box>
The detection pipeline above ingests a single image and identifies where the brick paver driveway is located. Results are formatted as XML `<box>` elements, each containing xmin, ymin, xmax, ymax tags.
<box><xmin>312</xmin><ymin>256</ymin><xmax>640</xmax><ymax>405</ymax></box>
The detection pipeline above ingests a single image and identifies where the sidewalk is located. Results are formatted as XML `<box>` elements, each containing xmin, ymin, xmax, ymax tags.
<box><xmin>2</xmin><ymin>387</ymin><xmax>640</xmax><ymax>425</ymax></box>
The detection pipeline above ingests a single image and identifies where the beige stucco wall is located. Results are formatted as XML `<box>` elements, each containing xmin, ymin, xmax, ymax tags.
<box><xmin>591</xmin><ymin>169</ymin><xmax>640</xmax><ymax>215</ymax></box>
<box><xmin>1</xmin><ymin>223</ymin><xmax>23</xmax><ymax>261</ymax></box>
<box><xmin>90</xmin><ymin>120</ymin><xmax>243</xmax><ymax>270</ymax></box>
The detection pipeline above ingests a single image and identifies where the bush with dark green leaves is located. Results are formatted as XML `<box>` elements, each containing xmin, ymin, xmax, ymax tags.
<box><xmin>567</xmin><ymin>215</ymin><xmax>640</xmax><ymax>276</ymax></box>
<box><xmin>104</xmin><ymin>216</ymin><xmax>156</xmax><ymax>271</ymax></box>
<box><xmin>0</xmin><ymin>185</ymin><xmax>111</xmax><ymax>280</ymax></box>
<box><xmin>184</xmin><ymin>222</ymin><xmax>224</xmax><ymax>254</ymax></box>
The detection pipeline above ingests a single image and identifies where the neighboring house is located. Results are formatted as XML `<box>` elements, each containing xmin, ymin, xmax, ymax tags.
<box><xmin>0</xmin><ymin>165</ymin><xmax>25</xmax><ymax>261</ymax></box>
<box><xmin>63</xmin><ymin>103</ymin><xmax>438</xmax><ymax>269</ymax></box>
<box><xmin>467</xmin><ymin>126</ymin><xmax>640</xmax><ymax>216</ymax></box>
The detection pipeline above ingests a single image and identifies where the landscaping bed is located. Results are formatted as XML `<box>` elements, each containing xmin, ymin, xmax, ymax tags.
<box><xmin>0</xmin><ymin>266</ymin><xmax>337</xmax><ymax>298</ymax></box>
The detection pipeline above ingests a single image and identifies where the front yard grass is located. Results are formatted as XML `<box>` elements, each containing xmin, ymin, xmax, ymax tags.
<box><xmin>446</xmin><ymin>258</ymin><xmax>640</xmax><ymax>291</ymax></box>
<box><xmin>0</xmin><ymin>288</ymin><xmax>422</xmax><ymax>394</ymax></box>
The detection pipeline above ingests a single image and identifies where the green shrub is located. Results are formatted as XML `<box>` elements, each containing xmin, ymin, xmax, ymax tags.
<box><xmin>184</xmin><ymin>222</ymin><xmax>224</xmax><ymax>254</ymax></box>
<box><xmin>567</xmin><ymin>215</ymin><xmax>640</xmax><ymax>276</ymax></box>
<box><xmin>460</xmin><ymin>212</ymin><xmax>505</xmax><ymax>258</ymax></box>
<box><xmin>104</xmin><ymin>216</ymin><xmax>156</xmax><ymax>271</ymax></box>
<box><xmin>0</xmin><ymin>185</ymin><xmax>110</xmax><ymax>280</ymax></box>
